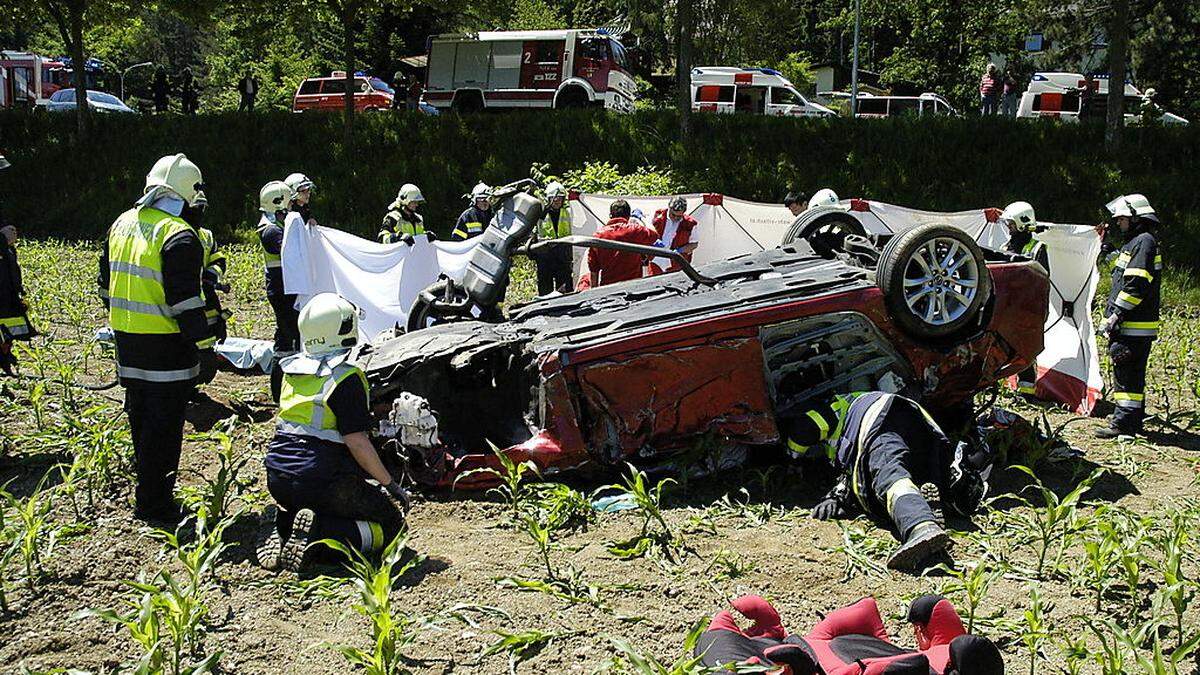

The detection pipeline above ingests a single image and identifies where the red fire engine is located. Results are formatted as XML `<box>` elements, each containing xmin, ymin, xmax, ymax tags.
<box><xmin>424</xmin><ymin>29</ymin><xmax>636</xmax><ymax>113</ymax></box>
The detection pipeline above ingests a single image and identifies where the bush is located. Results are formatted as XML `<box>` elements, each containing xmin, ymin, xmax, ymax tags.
<box><xmin>3</xmin><ymin>109</ymin><xmax>1200</xmax><ymax>272</ymax></box>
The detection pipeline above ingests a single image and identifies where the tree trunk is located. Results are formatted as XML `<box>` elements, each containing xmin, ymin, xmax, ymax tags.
<box><xmin>69</xmin><ymin>1</ymin><xmax>88</xmax><ymax>139</ymax></box>
<box><xmin>1105</xmin><ymin>0</ymin><xmax>1130</xmax><ymax>154</ymax></box>
<box><xmin>675</xmin><ymin>0</ymin><xmax>693</xmax><ymax>142</ymax></box>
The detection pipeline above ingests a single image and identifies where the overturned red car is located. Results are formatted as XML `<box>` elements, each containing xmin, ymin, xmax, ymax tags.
<box><xmin>359</xmin><ymin>184</ymin><xmax>1049</xmax><ymax>489</ymax></box>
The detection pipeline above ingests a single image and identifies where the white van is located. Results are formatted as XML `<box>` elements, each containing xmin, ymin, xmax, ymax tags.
<box><xmin>851</xmin><ymin>92</ymin><xmax>957</xmax><ymax>118</ymax></box>
<box><xmin>691</xmin><ymin>67</ymin><xmax>834</xmax><ymax>117</ymax></box>
<box><xmin>1017</xmin><ymin>72</ymin><xmax>1189</xmax><ymax>125</ymax></box>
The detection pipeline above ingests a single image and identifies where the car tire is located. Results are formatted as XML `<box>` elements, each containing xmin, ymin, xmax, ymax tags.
<box><xmin>876</xmin><ymin>223</ymin><xmax>992</xmax><ymax>340</ymax></box>
<box><xmin>781</xmin><ymin>206</ymin><xmax>867</xmax><ymax>258</ymax></box>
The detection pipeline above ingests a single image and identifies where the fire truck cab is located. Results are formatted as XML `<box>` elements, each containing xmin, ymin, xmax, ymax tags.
<box><xmin>0</xmin><ymin>51</ymin><xmax>65</xmax><ymax>108</ymax></box>
<box><xmin>425</xmin><ymin>29</ymin><xmax>636</xmax><ymax>113</ymax></box>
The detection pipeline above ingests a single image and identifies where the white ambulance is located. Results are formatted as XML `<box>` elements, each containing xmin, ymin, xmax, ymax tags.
<box><xmin>424</xmin><ymin>29</ymin><xmax>637</xmax><ymax>113</ymax></box>
<box><xmin>1016</xmin><ymin>72</ymin><xmax>1188</xmax><ymax>125</ymax></box>
<box><xmin>690</xmin><ymin>67</ymin><xmax>835</xmax><ymax>117</ymax></box>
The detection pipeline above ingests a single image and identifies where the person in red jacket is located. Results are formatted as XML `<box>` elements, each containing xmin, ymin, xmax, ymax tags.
<box><xmin>587</xmin><ymin>199</ymin><xmax>661</xmax><ymax>288</ymax></box>
<box><xmin>648</xmin><ymin>196</ymin><xmax>700</xmax><ymax>276</ymax></box>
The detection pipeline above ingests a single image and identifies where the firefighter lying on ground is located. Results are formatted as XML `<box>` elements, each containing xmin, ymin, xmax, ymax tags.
<box><xmin>783</xmin><ymin>391</ymin><xmax>991</xmax><ymax>571</ymax></box>
<box><xmin>1000</xmin><ymin>200</ymin><xmax>1049</xmax><ymax>397</ymax></box>
<box><xmin>257</xmin><ymin>293</ymin><xmax>411</xmax><ymax>573</ymax></box>
<box><xmin>1096</xmin><ymin>193</ymin><xmax>1162</xmax><ymax>439</ymax></box>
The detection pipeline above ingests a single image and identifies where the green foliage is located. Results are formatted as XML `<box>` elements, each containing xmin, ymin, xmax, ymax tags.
<box><xmin>482</xmin><ymin>628</ymin><xmax>564</xmax><ymax>674</ymax></box>
<box><xmin>87</xmin><ymin>517</ymin><xmax>230</xmax><ymax>675</ymax></box>
<box><xmin>1</xmin><ymin>479</ymin><xmax>62</xmax><ymax>592</ymax></box>
<box><xmin>938</xmin><ymin>562</ymin><xmax>1002</xmax><ymax>634</ymax></box>
<box><xmin>455</xmin><ymin>443</ymin><xmax>542</xmax><ymax>525</ymax></box>
<box><xmin>177</xmin><ymin>427</ymin><xmax>258</xmax><ymax>523</ymax></box>
<box><xmin>599</xmin><ymin>464</ymin><xmax>681</xmax><ymax>562</ymax></box>
<box><xmin>1006</xmin><ymin>465</ymin><xmax>1104</xmax><ymax>580</ymax></box>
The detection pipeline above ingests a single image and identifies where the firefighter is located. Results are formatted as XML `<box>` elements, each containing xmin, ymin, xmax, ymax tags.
<box><xmin>197</xmin><ymin>224</ymin><xmax>230</xmax><ymax>343</ymax></box>
<box><xmin>257</xmin><ymin>180</ymin><xmax>299</xmax><ymax>402</ymax></box>
<box><xmin>378</xmin><ymin>183</ymin><xmax>428</xmax><ymax>244</ymax></box>
<box><xmin>97</xmin><ymin>153</ymin><xmax>217</xmax><ymax>523</ymax></box>
<box><xmin>1000</xmin><ymin>201</ymin><xmax>1048</xmax><ymax>396</ymax></box>
<box><xmin>785</xmin><ymin>392</ymin><xmax>990</xmax><ymax>570</ymax></box>
<box><xmin>0</xmin><ymin>222</ymin><xmax>35</xmax><ymax>377</ymax></box>
<box><xmin>1096</xmin><ymin>194</ymin><xmax>1162</xmax><ymax>439</ymax></box>
<box><xmin>807</xmin><ymin>188</ymin><xmax>839</xmax><ymax>211</ymax></box>
<box><xmin>257</xmin><ymin>293</ymin><xmax>410</xmax><ymax>573</ymax></box>
<box><xmin>531</xmin><ymin>181</ymin><xmax>573</xmax><ymax>294</ymax></box>
<box><xmin>285</xmin><ymin>172</ymin><xmax>317</xmax><ymax>226</ymax></box>
<box><xmin>452</xmin><ymin>182</ymin><xmax>493</xmax><ymax>240</ymax></box>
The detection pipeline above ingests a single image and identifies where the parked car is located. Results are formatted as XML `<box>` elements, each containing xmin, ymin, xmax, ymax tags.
<box><xmin>691</xmin><ymin>67</ymin><xmax>835</xmax><ymax>117</ymax></box>
<box><xmin>292</xmin><ymin>72</ymin><xmax>395</xmax><ymax>113</ymax></box>
<box><xmin>45</xmin><ymin>88</ymin><xmax>134</xmax><ymax>114</ymax></box>
<box><xmin>359</xmin><ymin>180</ymin><xmax>1049</xmax><ymax>490</ymax></box>
<box><xmin>850</xmin><ymin>92</ymin><xmax>958</xmax><ymax>118</ymax></box>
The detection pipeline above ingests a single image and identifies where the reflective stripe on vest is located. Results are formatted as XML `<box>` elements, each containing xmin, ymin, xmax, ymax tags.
<box><xmin>0</xmin><ymin>315</ymin><xmax>31</xmax><ymax>337</ymax></box>
<box><xmin>257</xmin><ymin>224</ymin><xmax>283</xmax><ymax>269</ymax></box>
<box><xmin>277</xmin><ymin>363</ymin><xmax>368</xmax><ymax>443</ymax></box>
<box><xmin>118</xmin><ymin>363</ymin><xmax>201</xmax><ymax>383</ymax></box>
<box><xmin>107</xmin><ymin>207</ymin><xmax>195</xmax><ymax>334</ymax></box>
<box><xmin>850</xmin><ymin>395</ymin><xmax>893</xmax><ymax>511</ymax></box>
<box><xmin>538</xmin><ymin>207</ymin><xmax>572</xmax><ymax>239</ymax></box>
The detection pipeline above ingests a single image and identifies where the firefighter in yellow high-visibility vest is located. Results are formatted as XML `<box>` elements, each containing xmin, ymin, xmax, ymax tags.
<box><xmin>530</xmin><ymin>181</ymin><xmax>574</xmax><ymax>294</ymax></box>
<box><xmin>97</xmin><ymin>153</ymin><xmax>218</xmax><ymax>524</ymax></box>
<box><xmin>378</xmin><ymin>183</ymin><xmax>430</xmax><ymax>244</ymax></box>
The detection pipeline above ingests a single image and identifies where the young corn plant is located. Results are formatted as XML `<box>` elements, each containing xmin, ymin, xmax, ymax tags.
<box><xmin>938</xmin><ymin>562</ymin><xmax>1002</xmax><ymax>634</ymax></box>
<box><xmin>531</xmin><ymin>483</ymin><xmax>594</xmax><ymax>533</ymax></box>
<box><xmin>1075</xmin><ymin>514</ymin><xmax>1119</xmax><ymax>612</ymax></box>
<box><xmin>1153</xmin><ymin>513</ymin><xmax>1196</xmax><ymax>647</ymax></box>
<box><xmin>2</xmin><ymin>479</ymin><xmax>61</xmax><ymax>590</ymax></box>
<box><xmin>1019</xmin><ymin>584</ymin><xmax>1050</xmax><ymax>675</ymax></box>
<box><xmin>88</xmin><ymin>517</ymin><xmax>230</xmax><ymax>674</ymax></box>
<box><xmin>320</xmin><ymin>531</ymin><xmax>427</xmax><ymax>675</ymax></box>
<box><xmin>456</xmin><ymin>444</ymin><xmax>542</xmax><ymax>525</ymax></box>
<box><xmin>703</xmin><ymin>549</ymin><xmax>757</xmax><ymax>584</ymax></box>
<box><xmin>600</xmin><ymin>464</ymin><xmax>682</xmax><ymax>562</ymax></box>
<box><xmin>601</xmin><ymin>618</ymin><xmax>762</xmax><ymax>674</ymax></box>
<box><xmin>825</xmin><ymin>521</ymin><xmax>890</xmax><ymax>581</ymax></box>
<box><xmin>483</xmin><ymin>628</ymin><xmax>568</xmax><ymax>675</ymax></box>
<box><xmin>1008</xmin><ymin>465</ymin><xmax>1104</xmax><ymax>580</ymax></box>
<box><xmin>177</xmin><ymin>430</ymin><xmax>257</xmax><ymax>522</ymax></box>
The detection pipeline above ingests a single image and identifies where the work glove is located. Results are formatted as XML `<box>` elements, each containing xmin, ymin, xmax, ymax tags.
<box><xmin>198</xmin><ymin>349</ymin><xmax>220</xmax><ymax>385</ymax></box>
<box><xmin>812</xmin><ymin>496</ymin><xmax>848</xmax><ymax>521</ymax></box>
<box><xmin>425</xmin><ymin>231</ymin><xmax>438</xmax><ymax>242</ymax></box>
<box><xmin>400</xmin><ymin>233</ymin><xmax>415</xmax><ymax>246</ymax></box>
<box><xmin>383</xmin><ymin>480</ymin><xmax>412</xmax><ymax>512</ymax></box>
<box><xmin>1101</xmin><ymin>314</ymin><xmax>1120</xmax><ymax>339</ymax></box>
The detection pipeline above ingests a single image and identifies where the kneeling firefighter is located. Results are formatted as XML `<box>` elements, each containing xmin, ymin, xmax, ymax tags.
<box><xmin>783</xmin><ymin>392</ymin><xmax>990</xmax><ymax>570</ymax></box>
<box><xmin>258</xmin><ymin>293</ymin><xmax>411</xmax><ymax>573</ymax></box>
<box><xmin>1097</xmin><ymin>193</ymin><xmax>1162</xmax><ymax>438</ymax></box>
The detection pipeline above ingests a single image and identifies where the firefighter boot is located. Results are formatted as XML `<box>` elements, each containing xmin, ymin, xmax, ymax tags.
<box><xmin>888</xmin><ymin>522</ymin><xmax>951</xmax><ymax>571</ymax></box>
<box><xmin>280</xmin><ymin>508</ymin><xmax>315</xmax><ymax>573</ymax></box>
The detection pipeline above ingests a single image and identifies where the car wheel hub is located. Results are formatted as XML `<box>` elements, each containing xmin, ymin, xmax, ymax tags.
<box><xmin>902</xmin><ymin>237</ymin><xmax>979</xmax><ymax>326</ymax></box>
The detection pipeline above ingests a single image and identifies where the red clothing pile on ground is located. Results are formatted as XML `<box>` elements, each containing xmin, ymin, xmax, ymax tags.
<box><xmin>648</xmin><ymin>209</ymin><xmax>698</xmax><ymax>275</ymax></box>
<box><xmin>585</xmin><ymin>216</ymin><xmax>660</xmax><ymax>287</ymax></box>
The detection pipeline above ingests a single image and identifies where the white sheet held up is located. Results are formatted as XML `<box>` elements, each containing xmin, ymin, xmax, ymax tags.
<box><xmin>281</xmin><ymin>224</ymin><xmax>480</xmax><ymax>340</ymax></box>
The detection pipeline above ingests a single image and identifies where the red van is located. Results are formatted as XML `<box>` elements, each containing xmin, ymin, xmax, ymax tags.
<box><xmin>292</xmin><ymin>71</ymin><xmax>394</xmax><ymax>112</ymax></box>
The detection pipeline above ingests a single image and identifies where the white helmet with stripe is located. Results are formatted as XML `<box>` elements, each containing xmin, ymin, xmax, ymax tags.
<box><xmin>145</xmin><ymin>153</ymin><xmax>206</xmax><ymax>207</ymax></box>
<box><xmin>298</xmin><ymin>293</ymin><xmax>359</xmax><ymax>357</ymax></box>
<box><xmin>396</xmin><ymin>183</ymin><xmax>425</xmax><ymax>206</ymax></box>
<box><xmin>1000</xmin><ymin>201</ymin><xmax>1037</xmax><ymax>231</ymax></box>
<box><xmin>259</xmin><ymin>180</ymin><xmax>295</xmax><ymax>213</ymax></box>
<box><xmin>285</xmin><ymin>172</ymin><xmax>315</xmax><ymax>193</ymax></box>
<box><xmin>545</xmin><ymin>181</ymin><xmax>567</xmax><ymax>200</ymax></box>
<box><xmin>1106</xmin><ymin>194</ymin><xmax>1155</xmax><ymax>219</ymax></box>
<box><xmin>808</xmin><ymin>188</ymin><xmax>839</xmax><ymax>211</ymax></box>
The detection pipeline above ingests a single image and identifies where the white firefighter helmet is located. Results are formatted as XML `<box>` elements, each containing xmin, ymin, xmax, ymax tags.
<box><xmin>259</xmin><ymin>180</ymin><xmax>295</xmax><ymax>213</ymax></box>
<box><xmin>397</xmin><ymin>183</ymin><xmax>425</xmax><ymax>206</ymax></box>
<box><xmin>298</xmin><ymin>293</ymin><xmax>359</xmax><ymax>357</ymax></box>
<box><xmin>145</xmin><ymin>153</ymin><xmax>206</xmax><ymax>207</ymax></box>
<box><xmin>545</xmin><ymin>181</ymin><xmax>567</xmax><ymax>200</ymax></box>
<box><xmin>808</xmin><ymin>188</ymin><xmax>839</xmax><ymax>210</ymax></box>
<box><xmin>1001</xmin><ymin>201</ymin><xmax>1037</xmax><ymax>231</ymax></box>
<box><xmin>1106</xmin><ymin>193</ymin><xmax>1156</xmax><ymax>219</ymax></box>
<box><xmin>470</xmin><ymin>182</ymin><xmax>493</xmax><ymax>202</ymax></box>
<box><xmin>285</xmin><ymin>172</ymin><xmax>315</xmax><ymax>193</ymax></box>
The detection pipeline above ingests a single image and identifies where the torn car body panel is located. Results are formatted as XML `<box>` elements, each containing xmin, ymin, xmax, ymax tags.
<box><xmin>360</xmin><ymin>243</ymin><xmax>1048</xmax><ymax>489</ymax></box>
